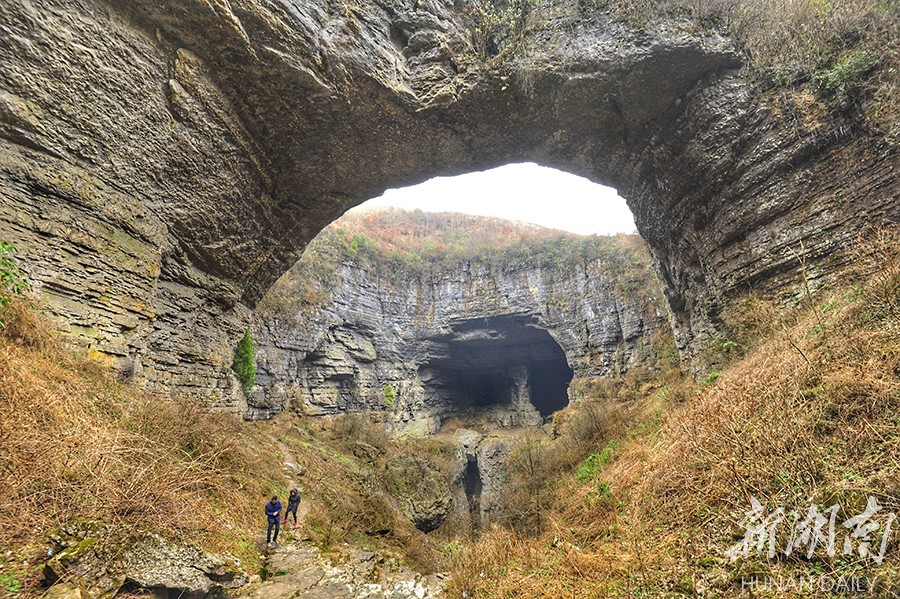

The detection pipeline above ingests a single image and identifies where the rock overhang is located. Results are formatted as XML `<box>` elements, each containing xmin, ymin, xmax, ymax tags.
<box><xmin>1</xmin><ymin>0</ymin><xmax>896</xmax><ymax>411</ymax></box>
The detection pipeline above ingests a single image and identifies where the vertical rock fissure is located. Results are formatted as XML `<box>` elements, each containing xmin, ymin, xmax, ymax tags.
<box><xmin>464</xmin><ymin>454</ymin><xmax>482</xmax><ymax>521</ymax></box>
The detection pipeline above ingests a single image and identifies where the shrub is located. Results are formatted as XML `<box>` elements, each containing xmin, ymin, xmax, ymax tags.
<box><xmin>700</xmin><ymin>369</ymin><xmax>721</xmax><ymax>387</ymax></box>
<box><xmin>813</xmin><ymin>49</ymin><xmax>880</xmax><ymax>96</ymax></box>
<box><xmin>495</xmin><ymin>437</ymin><xmax>557</xmax><ymax>533</ymax></box>
<box><xmin>574</xmin><ymin>453</ymin><xmax>601</xmax><ymax>483</ymax></box>
<box><xmin>562</xmin><ymin>398</ymin><xmax>628</xmax><ymax>447</ymax></box>
<box><xmin>0</xmin><ymin>241</ymin><xmax>32</xmax><ymax>328</ymax></box>
<box><xmin>383</xmin><ymin>384</ymin><xmax>397</xmax><ymax>409</ymax></box>
<box><xmin>597</xmin><ymin>438</ymin><xmax>621</xmax><ymax>464</ymax></box>
<box><xmin>466</xmin><ymin>0</ymin><xmax>537</xmax><ymax>58</ymax></box>
<box><xmin>850</xmin><ymin>224</ymin><xmax>899</xmax><ymax>322</ymax></box>
<box><xmin>329</xmin><ymin>413</ymin><xmax>390</xmax><ymax>454</ymax></box>
<box><xmin>232</xmin><ymin>328</ymin><xmax>256</xmax><ymax>397</ymax></box>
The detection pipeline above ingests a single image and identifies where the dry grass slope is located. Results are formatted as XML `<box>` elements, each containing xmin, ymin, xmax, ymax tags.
<box><xmin>446</xmin><ymin>226</ymin><xmax>899</xmax><ymax>597</ymax></box>
<box><xmin>0</xmin><ymin>302</ymin><xmax>284</xmax><ymax>592</ymax></box>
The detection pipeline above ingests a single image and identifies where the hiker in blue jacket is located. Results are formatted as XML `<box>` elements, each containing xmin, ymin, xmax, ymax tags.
<box><xmin>265</xmin><ymin>495</ymin><xmax>282</xmax><ymax>545</ymax></box>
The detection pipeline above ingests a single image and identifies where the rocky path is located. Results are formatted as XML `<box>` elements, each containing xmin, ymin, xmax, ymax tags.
<box><xmin>243</xmin><ymin>541</ymin><xmax>445</xmax><ymax>599</ymax></box>
<box><xmin>240</xmin><ymin>437</ymin><xmax>445</xmax><ymax>598</ymax></box>
<box><xmin>275</xmin><ymin>438</ymin><xmax>311</xmax><ymax>526</ymax></box>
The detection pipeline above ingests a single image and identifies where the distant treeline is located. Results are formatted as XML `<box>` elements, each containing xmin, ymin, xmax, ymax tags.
<box><xmin>257</xmin><ymin>207</ymin><xmax>655</xmax><ymax>320</ymax></box>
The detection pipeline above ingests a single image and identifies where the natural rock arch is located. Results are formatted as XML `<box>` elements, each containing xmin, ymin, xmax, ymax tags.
<box><xmin>0</xmin><ymin>0</ymin><xmax>896</xmax><ymax>410</ymax></box>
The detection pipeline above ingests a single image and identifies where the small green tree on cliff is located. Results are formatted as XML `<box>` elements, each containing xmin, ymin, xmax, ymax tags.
<box><xmin>0</xmin><ymin>241</ymin><xmax>32</xmax><ymax>328</ymax></box>
<box><xmin>233</xmin><ymin>328</ymin><xmax>256</xmax><ymax>397</ymax></box>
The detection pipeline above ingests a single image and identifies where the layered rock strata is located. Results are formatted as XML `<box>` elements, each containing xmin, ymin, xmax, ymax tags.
<box><xmin>252</xmin><ymin>251</ymin><xmax>668</xmax><ymax>427</ymax></box>
<box><xmin>1</xmin><ymin>0</ymin><xmax>896</xmax><ymax>410</ymax></box>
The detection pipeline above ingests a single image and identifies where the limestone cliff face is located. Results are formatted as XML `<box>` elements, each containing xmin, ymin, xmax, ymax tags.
<box><xmin>251</xmin><ymin>246</ymin><xmax>669</xmax><ymax>427</ymax></box>
<box><xmin>0</xmin><ymin>1</ymin><xmax>896</xmax><ymax>410</ymax></box>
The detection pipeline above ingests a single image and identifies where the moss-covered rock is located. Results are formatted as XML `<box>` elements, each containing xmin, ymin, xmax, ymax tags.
<box><xmin>42</xmin><ymin>524</ymin><xmax>248</xmax><ymax>598</ymax></box>
<box><xmin>385</xmin><ymin>454</ymin><xmax>452</xmax><ymax>532</ymax></box>
<box><xmin>44</xmin><ymin>536</ymin><xmax>124</xmax><ymax>599</ymax></box>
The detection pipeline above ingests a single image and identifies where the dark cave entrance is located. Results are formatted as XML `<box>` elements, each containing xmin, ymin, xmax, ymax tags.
<box><xmin>419</xmin><ymin>315</ymin><xmax>573</xmax><ymax>423</ymax></box>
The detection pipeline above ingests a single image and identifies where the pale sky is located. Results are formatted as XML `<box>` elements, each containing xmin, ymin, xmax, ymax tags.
<box><xmin>361</xmin><ymin>163</ymin><xmax>636</xmax><ymax>236</ymax></box>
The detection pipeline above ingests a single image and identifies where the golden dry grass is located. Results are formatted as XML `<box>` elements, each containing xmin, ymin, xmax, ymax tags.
<box><xmin>0</xmin><ymin>301</ymin><xmax>283</xmax><ymax>585</ymax></box>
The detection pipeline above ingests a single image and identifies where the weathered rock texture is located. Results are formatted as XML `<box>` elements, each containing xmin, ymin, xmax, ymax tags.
<box><xmin>1</xmin><ymin>0</ymin><xmax>896</xmax><ymax>410</ymax></box>
<box><xmin>244</xmin><ymin>540</ymin><xmax>443</xmax><ymax>599</ymax></box>
<box><xmin>385</xmin><ymin>454</ymin><xmax>454</xmax><ymax>531</ymax></box>
<box><xmin>44</xmin><ymin>521</ymin><xmax>248</xmax><ymax>598</ymax></box>
<box><xmin>252</xmin><ymin>248</ymin><xmax>668</xmax><ymax>427</ymax></box>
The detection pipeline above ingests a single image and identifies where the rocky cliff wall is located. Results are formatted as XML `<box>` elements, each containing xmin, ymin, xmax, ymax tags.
<box><xmin>252</xmin><ymin>247</ymin><xmax>669</xmax><ymax>428</ymax></box>
<box><xmin>1</xmin><ymin>0</ymin><xmax>896</xmax><ymax>411</ymax></box>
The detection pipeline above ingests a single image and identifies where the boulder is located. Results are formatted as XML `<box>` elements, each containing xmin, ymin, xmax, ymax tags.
<box><xmin>121</xmin><ymin>534</ymin><xmax>248</xmax><ymax>596</ymax></box>
<box><xmin>44</xmin><ymin>523</ymin><xmax>247</xmax><ymax>598</ymax></box>
<box><xmin>42</xmin><ymin>582</ymin><xmax>83</xmax><ymax>599</ymax></box>
<box><xmin>384</xmin><ymin>455</ymin><xmax>452</xmax><ymax>532</ymax></box>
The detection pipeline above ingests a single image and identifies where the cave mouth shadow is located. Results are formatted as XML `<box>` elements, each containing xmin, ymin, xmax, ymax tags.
<box><xmin>464</xmin><ymin>453</ymin><xmax>483</xmax><ymax>519</ymax></box>
<box><xmin>419</xmin><ymin>315</ymin><xmax>573</xmax><ymax>422</ymax></box>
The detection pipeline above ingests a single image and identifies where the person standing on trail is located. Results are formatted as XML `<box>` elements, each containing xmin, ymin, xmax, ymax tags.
<box><xmin>265</xmin><ymin>495</ymin><xmax>282</xmax><ymax>545</ymax></box>
<box><xmin>283</xmin><ymin>488</ymin><xmax>301</xmax><ymax>528</ymax></box>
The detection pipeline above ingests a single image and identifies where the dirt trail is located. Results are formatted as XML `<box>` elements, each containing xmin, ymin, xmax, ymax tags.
<box><xmin>242</xmin><ymin>436</ymin><xmax>444</xmax><ymax>597</ymax></box>
<box><xmin>275</xmin><ymin>438</ymin><xmax>310</xmax><ymax>534</ymax></box>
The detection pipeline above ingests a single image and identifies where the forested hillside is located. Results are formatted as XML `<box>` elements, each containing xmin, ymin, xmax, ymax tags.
<box><xmin>258</xmin><ymin>207</ymin><xmax>652</xmax><ymax>321</ymax></box>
